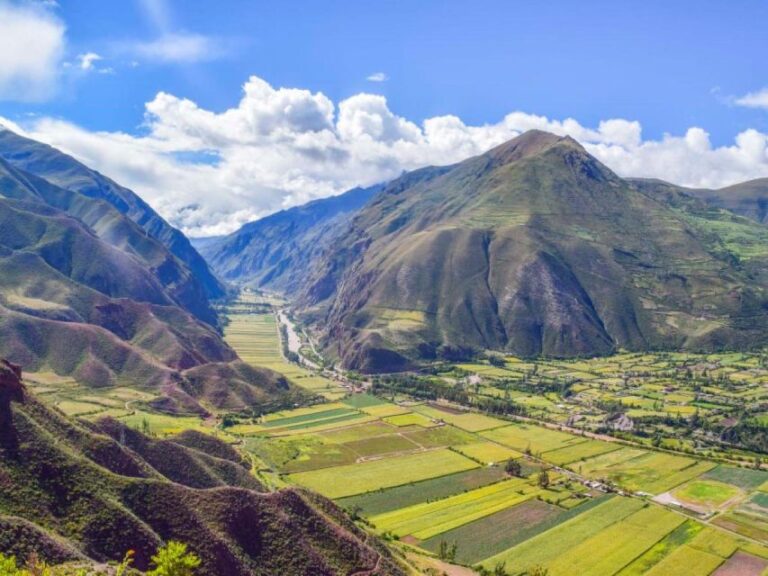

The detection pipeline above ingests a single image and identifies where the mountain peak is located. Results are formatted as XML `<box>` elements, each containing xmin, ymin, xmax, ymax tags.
<box><xmin>485</xmin><ymin>129</ymin><xmax>580</xmax><ymax>165</ymax></box>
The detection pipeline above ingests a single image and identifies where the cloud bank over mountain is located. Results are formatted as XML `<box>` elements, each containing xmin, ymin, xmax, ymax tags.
<box><xmin>3</xmin><ymin>75</ymin><xmax>767</xmax><ymax>236</ymax></box>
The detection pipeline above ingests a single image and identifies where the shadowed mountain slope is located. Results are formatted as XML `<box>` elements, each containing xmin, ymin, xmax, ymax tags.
<box><xmin>196</xmin><ymin>184</ymin><xmax>382</xmax><ymax>293</ymax></box>
<box><xmin>0</xmin><ymin>128</ymin><xmax>225</xmax><ymax>302</ymax></box>
<box><xmin>0</xmin><ymin>365</ymin><xmax>405</xmax><ymax>575</ymax></box>
<box><xmin>298</xmin><ymin>130</ymin><xmax>768</xmax><ymax>371</ymax></box>
<box><xmin>0</xmin><ymin>146</ymin><xmax>294</xmax><ymax>413</ymax></box>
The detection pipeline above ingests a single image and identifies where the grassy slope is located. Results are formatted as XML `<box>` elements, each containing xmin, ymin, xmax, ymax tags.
<box><xmin>687</xmin><ymin>178</ymin><xmax>768</xmax><ymax>225</ymax></box>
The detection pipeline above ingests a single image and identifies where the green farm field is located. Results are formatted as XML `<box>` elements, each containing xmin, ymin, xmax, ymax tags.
<box><xmin>288</xmin><ymin>448</ymin><xmax>478</xmax><ymax>498</ymax></box>
<box><xmin>544</xmin><ymin>505</ymin><xmax>685</xmax><ymax>576</ymax></box>
<box><xmin>454</xmin><ymin>441</ymin><xmax>522</xmax><ymax>464</ymax></box>
<box><xmin>335</xmin><ymin>466</ymin><xmax>508</xmax><ymax>516</ymax></box>
<box><xmin>574</xmin><ymin>447</ymin><xmax>717</xmax><ymax>494</ymax></box>
<box><xmin>481</xmin><ymin>423</ymin><xmax>588</xmax><ymax>454</ymax></box>
<box><xmin>420</xmin><ymin>496</ymin><xmax>609</xmax><ymax>564</ymax></box>
<box><xmin>482</xmin><ymin>497</ymin><xmax>646</xmax><ymax>572</ymax></box>
<box><xmin>670</xmin><ymin>479</ymin><xmax>742</xmax><ymax>511</ymax></box>
<box><xmin>369</xmin><ymin>477</ymin><xmax>541</xmax><ymax>540</ymax></box>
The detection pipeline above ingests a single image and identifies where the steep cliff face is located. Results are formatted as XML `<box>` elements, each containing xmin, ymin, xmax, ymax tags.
<box><xmin>0</xmin><ymin>360</ymin><xmax>23</xmax><ymax>454</ymax></box>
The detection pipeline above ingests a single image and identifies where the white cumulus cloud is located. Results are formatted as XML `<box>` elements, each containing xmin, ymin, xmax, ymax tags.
<box><xmin>0</xmin><ymin>2</ymin><xmax>65</xmax><ymax>101</ymax></box>
<box><xmin>736</xmin><ymin>88</ymin><xmax>768</xmax><ymax>110</ymax></box>
<box><xmin>5</xmin><ymin>75</ymin><xmax>768</xmax><ymax>237</ymax></box>
<box><xmin>366</xmin><ymin>72</ymin><xmax>388</xmax><ymax>82</ymax></box>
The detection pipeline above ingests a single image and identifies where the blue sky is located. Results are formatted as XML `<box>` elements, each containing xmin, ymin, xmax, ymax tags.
<box><xmin>0</xmin><ymin>0</ymin><xmax>767</xmax><ymax>235</ymax></box>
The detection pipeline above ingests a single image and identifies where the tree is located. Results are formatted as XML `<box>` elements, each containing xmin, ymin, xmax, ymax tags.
<box><xmin>505</xmin><ymin>459</ymin><xmax>523</xmax><ymax>477</ymax></box>
<box><xmin>537</xmin><ymin>469</ymin><xmax>550</xmax><ymax>489</ymax></box>
<box><xmin>349</xmin><ymin>504</ymin><xmax>363</xmax><ymax>521</ymax></box>
<box><xmin>437</xmin><ymin>540</ymin><xmax>457</xmax><ymax>562</ymax></box>
<box><xmin>493</xmin><ymin>561</ymin><xmax>508</xmax><ymax>576</ymax></box>
<box><xmin>527</xmin><ymin>566</ymin><xmax>549</xmax><ymax>576</ymax></box>
<box><xmin>438</xmin><ymin>540</ymin><xmax>449</xmax><ymax>560</ymax></box>
<box><xmin>221</xmin><ymin>414</ymin><xmax>237</xmax><ymax>429</ymax></box>
<box><xmin>147</xmin><ymin>542</ymin><xmax>201</xmax><ymax>576</ymax></box>
<box><xmin>488</xmin><ymin>355</ymin><xmax>506</xmax><ymax>368</ymax></box>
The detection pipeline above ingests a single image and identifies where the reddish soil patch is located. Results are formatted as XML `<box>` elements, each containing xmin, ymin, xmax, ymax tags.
<box><xmin>713</xmin><ymin>552</ymin><xmax>768</xmax><ymax>576</ymax></box>
<box><xmin>406</xmin><ymin>553</ymin><xmax>479</xmax><ymax>576</ymax></box>
<box><xmin>427</xmin><ymin>402</ymin><xmax>465</xmax><ymax>415</ymax></box>
<box><xmin>400</xmin><ymin>535</ymin><xmax>420</xmax><ymax>546</ymax></box>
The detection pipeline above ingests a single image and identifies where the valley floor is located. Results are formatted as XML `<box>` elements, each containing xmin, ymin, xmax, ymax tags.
<box><xmin>26</xmin><ymin>291</ymin><xmax>768</xmax><ymax>576</ymax></box>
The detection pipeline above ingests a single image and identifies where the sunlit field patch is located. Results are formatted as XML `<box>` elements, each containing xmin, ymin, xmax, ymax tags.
<box><xmin>288</xmin><ymin>448</ymin><xmax>479</xmax><ymax>498</ymax></box>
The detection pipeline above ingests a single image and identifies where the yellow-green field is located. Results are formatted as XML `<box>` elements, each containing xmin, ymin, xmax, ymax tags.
<box><xmin>224</xmin><ymin>310</ymin><xmax>347</xmax><ymax>400</ymax></box>
<box><xmin>412</xmin><ymin>404</ymin><xmax>508</xmax><ymax>431</ymax></box>
<box><xmin>454</xmin><ymin>441</ymin><xmax>522</xmax><ymax>464</ymax></box>
<box><xmin>370</xmin><ymin>477</ymin><xmax>541</xmax><ymax>540</ymax></box>
<box><xmin>481</xmin><ymin>423</ymin><xmax>588</xmax><ymax>454</ymax></box>
<box><xmin>288</xmin><ymin>448</ymin><xmax>478</xmax><ymax>498</ymax></box>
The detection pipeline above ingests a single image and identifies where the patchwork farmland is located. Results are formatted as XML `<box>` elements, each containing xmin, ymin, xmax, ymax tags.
<box><xmin>218</xmin><ymin>380</ymin><xmax>768</xmax><ymax>575</ymax></box>
<box><xmin>215</xmin><ymin>292</ymin><xmax>768</xmax><ymax>575</ymax></box>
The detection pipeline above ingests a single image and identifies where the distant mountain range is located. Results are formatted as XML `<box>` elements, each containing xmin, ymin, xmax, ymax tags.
<box><xmin>0</xmin><ymin>128</ymin><xmax>293</xmax><ymax>412</ymax></box>
<box><xmin>200</xmin><ymin>130</ymin><xmax>768</xmax><ymax>372</ymax></box>
<box><xmin>195</xmin><ymin>184</ymin><xmax>382</xmax><ymax>293</ymax></box>
<box><xmin>7</xmin><ymin>124</ymin><xmax>767</xmax><ymax>380</ymax></box>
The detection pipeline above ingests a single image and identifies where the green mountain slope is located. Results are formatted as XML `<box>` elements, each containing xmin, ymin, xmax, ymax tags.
<box><xmin>0</xmin><ymin>363</ymin><xmax>405</xmax><ymax>575</ymax></box>
<box><xmin>0</xmin><ymin>128</ymin><xmax>225</xmax><ymax>301</ymax></box>
<box><xmin>685</xmin><ymin>178</ymin><xmax>768</xmax><ymax>225</ymax></box>
<box><xmin>0</xmin><ymin>149</ymin><xmax>292</xmax><ymax>413</ymax></box>
<box><xmin>196</xmin><ymin>184</ymin><xmax>382</xmax><ymax>292</ymax></box>
<box><xmin>300</xmin><ymin>130</ymin><xmax>768</xmax><ymax>371</ymax></box>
